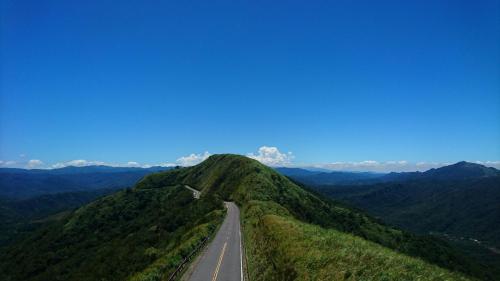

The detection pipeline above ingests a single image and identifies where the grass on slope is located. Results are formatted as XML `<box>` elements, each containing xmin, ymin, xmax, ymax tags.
<box><xmin>0</xmin><ymin>185</ymin><xmax>225</xmax><ymax>281</ymax></box>
<box><xmin>312</xmin><ymin>177</ymin><xmax>500</xmax><ymax>248</ymax></box>
<box><xmin>243</xmin><ymin>200</ymin><xmax>472</xmax><ymax>281</ymax></box>
<box><xmin>310</xmin><ymin>177</ymin><xmax>500</xmax><ymax>279</ymax></box>
<box><xmin>138</xmin><ymin>154</ymin><xmax>485</xmax><ymax>280</ymax></box>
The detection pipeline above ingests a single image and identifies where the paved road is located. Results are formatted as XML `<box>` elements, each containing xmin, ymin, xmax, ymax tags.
<box><xmin>184</xmin><ymin>185</ymin><xmax>200</xmax><ymax>199</ymax></box>
<box><xmin>186</xmin><ymin>202</ymin><xmax>243</xmax><ymax>281</ymax></box>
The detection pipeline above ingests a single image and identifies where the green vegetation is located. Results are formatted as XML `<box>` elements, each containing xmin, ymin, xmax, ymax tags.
<box><xmin>0</xmin><ymin>189</ymin><xmax>114</xmax><ymax>246</ymax></box>
<box><xmin>0</xmin><ymin>185</ymin><xmax>224</xmax><ymax>281</ymax></box>
<box><xmin>319</xmin><ymin>177</ymin><xmax>500</xmax><ymax>248</ymax></box>
<box><xmin>138</xmin><ymin>154</ymin><xmax>486</xmax><ymax>280</ymax></box>
<box><xmin>243</xmin><ymin>201</ymin><xmax>471</xmax><ymax>281</ymax></box>
<box><xmin>1</xmin><ymin>154</ymin><xmax>492</xmax><ymax>280</ymax></box>
<box><xmin>310</xmin><ymin>176</ymin><xmax>500</xmax><ymax>279</ymax></box>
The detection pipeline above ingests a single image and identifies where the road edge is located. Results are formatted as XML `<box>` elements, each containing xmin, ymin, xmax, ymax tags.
<box><xmin>240</xmin><ymin>206</ymin><xmax>250</xmax><ymax>281</ymax></box>
<box><xmin>179</xmin><ymin>203</ymin><xmax>228</xmax><ymax>281</ymax></box>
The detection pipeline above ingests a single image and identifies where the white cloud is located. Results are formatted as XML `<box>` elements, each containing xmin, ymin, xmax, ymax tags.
<box><xmin>159</xmin><ymin>162</ymin><xmax>177</xmax><ymax>167</ymax></box>
<box><xmin>247</xmin><ymin>146</ymin><xmax>294</xmax><ymax>166</ymax></box>
<box><xmin>312</xmin><ymin>160</ymin><xmax>416</xmax><ymax>172</ymax></box>
<box><xmin>126</xmin><ymin>161</ymin><xmax>140</xmax><ymax>167</ymax></box>
<box><xmin>27</xmin><ymin>159</ymin><xmax>44</xmax><ymax>168</ymax></box>
<box><xmin>50</xmin><ymin>159</ymin><xmax>180</xmax><ymax>169</ymax></box>
<box><xmin>355</xmin><ymin>160</ymin><xmax>380</xmax><ymax>167</ymax></box>
<box><xmin>176</xmin><ymin>152</ymin><xmax>212</xmax><ymax>166</ymax></box>
<box><xmin>0</xmin><ymin>160</ymin><xmax>18</xmax><ymax>168</ymax></box>
<box><xmin>473</xmin><ymin>161</ymin><xmax>500</xmax><ymax>169</ymax></box>
<box><xmin>50</xmin><ymin>160</ymin><xmax>160</xmax><ymax>169</ymax></box>
<box><xmin>51</xmin><ymin>159</ymin><xmax>106</xmax><ymax>168</ymax></box>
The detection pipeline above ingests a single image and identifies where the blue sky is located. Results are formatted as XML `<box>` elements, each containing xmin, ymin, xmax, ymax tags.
<box><xmin>1</xmin><ymin>0</ymin><xmax>499</xmax><ymax>171</ymax></box>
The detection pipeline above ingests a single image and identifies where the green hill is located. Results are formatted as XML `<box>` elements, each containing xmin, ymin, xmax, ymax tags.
<box><xmin>0</xmin><ymin>189</ymin><xmax>115</xmax><ymax>246</ymax></box>
<box><xmin>0</xmin><ymin>154</ymin><xmax>490</xmax><ymax>280</ymax></box>
<box><xmin>309</xmin><ymin>174</ymin><xmax>500</xmax><ymax>278</ymax></box>
<box><xmin>0</xmin><ymin>185</ymin><xmax>225</xmax><ymax>281</ymax></box>
<box><xmin>322</xmin><ymin>177</ymin><xmax>500</xmax><ymax>248</ymax></box>
<box><xmin>138</xmin><ymin>154</ymin><xmax>487</xmax><ymax>280</ymax></box>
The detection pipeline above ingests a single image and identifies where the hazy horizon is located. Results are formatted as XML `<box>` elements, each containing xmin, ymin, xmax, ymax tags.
<box><xmin>1</xmin><ymin>147</ymin><xmax>499</xmax><ymax>172</ymax></box>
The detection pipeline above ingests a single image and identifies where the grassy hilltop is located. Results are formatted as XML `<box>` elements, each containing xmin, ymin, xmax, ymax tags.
<box><xmin>139</xmin><ymin>154</ymin><xmax>487</xmax><ymax>280</ymax></box>
<box><xmin>0</xmin><ymin>154</ymin><xmax>491</xmax><ymax>280</ymax></box>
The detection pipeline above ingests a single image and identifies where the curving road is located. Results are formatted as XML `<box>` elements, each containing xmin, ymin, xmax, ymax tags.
<box><xmin>186</xmin><ymin>201</ymin><xmax>243</xmax><ymax>281</ymax></box>
<box><xmin>184</xmin><ymin>185</ymin><xmax>200</xmax><ymax>199</ymax></box>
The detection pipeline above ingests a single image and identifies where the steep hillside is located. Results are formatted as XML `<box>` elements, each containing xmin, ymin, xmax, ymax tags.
<box><xmin>308</xmin><ymin>167</ymin><xmax>500</xmax><ymax>278</ymax></box>
<box><xmin>245</xmin><ymin>203</ymin><xmax>471</xmax><ymax>280</ymax></box>
<box><xmin>138</xmin><ymin>154</ymin><xmax>486</xmax><ymax>280</ymax></box>
<box><xmin>357</xmin><ymin>178</ymin><xmax>499</xmax><ymax>246</ymax></box>
<box><xmin>1</xmin><ymin>155</ymin><xmax>491</xmax><ymax>280</ymax></box>
<box><xmin>0</xmin><ymin>185</ymin><xmax>225</xmax><ymax>281</ymax></box>
<box><xmin>0</xmin><ymin>189</ymin><xmax>115</xmax><ymax>246</ymax></box>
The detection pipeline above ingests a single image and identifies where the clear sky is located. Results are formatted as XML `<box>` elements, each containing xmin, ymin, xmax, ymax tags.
<box><xmin>1</xmin><ymin>0</ymin><xmax>499</xmax><ymax>171</ymax></box>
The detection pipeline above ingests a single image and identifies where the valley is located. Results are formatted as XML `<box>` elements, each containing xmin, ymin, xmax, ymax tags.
<box><xmin>0</xmin><ymin>155</ymin><xmax>497</xmax><ymax>280</ymax></box>
<box><xmin>281</xmin><ymin>162</ymin><xmax>500</xmax><ymax>279</ymax></box>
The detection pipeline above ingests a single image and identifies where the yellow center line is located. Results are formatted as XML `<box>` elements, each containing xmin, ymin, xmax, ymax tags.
<box><xmin>212</xmin><ymin>242</ymin><xmax>227</xmax><ymax>281</ymax></box>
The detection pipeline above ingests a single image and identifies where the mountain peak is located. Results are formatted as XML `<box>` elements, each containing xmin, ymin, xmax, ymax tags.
<box><xmin>423</xmin><ymin>161</ymin><xmax>500</xmax><ymax>180</ymax></box>
<box><xmin>451</xmin><ymin>161</ymin><xmax>478</xmax><ymax>167</ymax></box>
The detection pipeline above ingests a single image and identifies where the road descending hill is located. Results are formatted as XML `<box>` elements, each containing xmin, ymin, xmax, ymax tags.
<box><xmin>139</xmin><ymin>154</ymin><xmax>488</xmax><ymax>280</ymax></box>
<box><xmin>0</xmin><ymin>155</ymin><xmax>492</xmax><ymax>280</ymax></box>
<box><xmin>186</xmin><ymin>202</ymin><xmax>242</xmax><ymax>281</ymax></box>
<box><xmin>0</xmin><ymin>185</ymin><xmax>225</xmax><ymax>281</ymax></box>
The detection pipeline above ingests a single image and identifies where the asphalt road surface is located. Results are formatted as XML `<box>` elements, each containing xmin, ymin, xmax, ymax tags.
<box><xmin>184</xmin><ymin>185</ymin><xmax>200</xmax><ymax>199</ymax></box>
<box><xmin>186</xmin><ymin>202</ymin><xmax>243</xmax><ymax>281</ymax></box>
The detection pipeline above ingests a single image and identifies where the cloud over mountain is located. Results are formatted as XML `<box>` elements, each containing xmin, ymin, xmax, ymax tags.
<box><xmin>247</xmin><ymin>146</ymin><xmax>294</xmax><ymax>166</ymax></box>
<box><xmin>176</xmin><ymin>152</ymin><xmax>212</xmax><ymax>166</ymax></box>
<box><xmin>27</xmin><ymin>159</ymin><xmax>44</xmax><ymax>168</ymax></box>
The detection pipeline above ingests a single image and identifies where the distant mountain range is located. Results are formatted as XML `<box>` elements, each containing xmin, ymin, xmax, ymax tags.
<box><xmin>0</xmin><ymin>155</ymin><xmax>490</xmax><ymax>281</ymax></box>
<box><xmin>0</xmin><ymin>165</ymin><xmax>174</xmax><ymax>199</ymax></box>
<box><xmin>0</xmin><ymin>165</ymin><xmax>171</xmax><ymax>175</ymax></box>
<box><xmin>277</xmin><ymin>161</ymin><xmax>500</xmax><ymax>185</ymax></box>
<box><xmin>0</xmin><ymin>159</ymin><xmax>498</xmax><ymax>280</ymax></box>
<box><xmin>378</xmin><ymin>161</ymin><xmax>500</xmax><ymax>182</ymax></box>
<box><xmin>293</xmin><ymin>161</ymin><xmax>500</xmax><ymax>277</ymax></box>
<box><xmin>0</xmin><ymin>165</ymin><xmax>175</xmax><ymax>247</ymax></box>
<box><xmin>275</xmin><ymin>167</ymin><xmax>385</xmax><ymax>185</ymax></box>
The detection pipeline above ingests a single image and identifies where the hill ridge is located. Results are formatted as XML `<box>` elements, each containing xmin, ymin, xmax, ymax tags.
<box><xmin>1</xmin><ymin>154</ymin><xmax>489</xmax><ymax>281</ymax></box>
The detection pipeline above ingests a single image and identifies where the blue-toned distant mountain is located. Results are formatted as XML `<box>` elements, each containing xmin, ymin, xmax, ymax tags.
<box><xmin>378</xmin><ymin>161</ymin><xmax>500</xmax><ymax>182</ymax></box>
<box><xmin>276</xmin><ymin>167</ymin><xmax>385</xmax><ymax>185</ymax></box>
<box><xmin>279</xmin><ymin>161</ymin><xmax>500</xmax><ymax>186</ymax></box>
<box><xmin>274</xmin><ymin>167</ymin><xmax>321</xmax><ymax>177</ymax></box>
<box><xmin>304</xmin><ymin>162</ymin><xmax>500</xmax><ymax>276</ymax></box>
<box><xmin>306</xmin><ymin>162</ymin><xmax>500</xmax><ymax>244</ymax></box>
<box><xmin>0</xmin><ymin>165</ymin><xmax>175</xmax><ymax>199</ymax></box>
